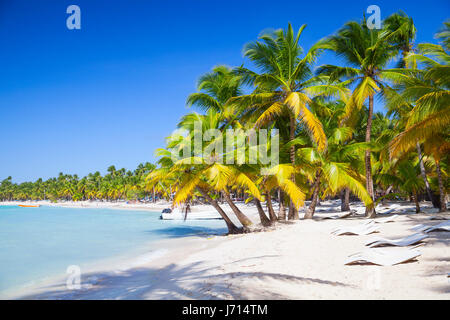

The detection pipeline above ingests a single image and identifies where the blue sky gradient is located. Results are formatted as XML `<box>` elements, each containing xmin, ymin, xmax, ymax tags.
<box><xmin>0</xmin><ymin>0</ymin><xmax>449</xmax><ymax>182</ymax></box>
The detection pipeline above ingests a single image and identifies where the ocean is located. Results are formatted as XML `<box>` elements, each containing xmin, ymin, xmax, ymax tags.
<box><xmin>0</xmin><ymin>205</ymin><xmax>226</xmax><ymax>295</ymax></box>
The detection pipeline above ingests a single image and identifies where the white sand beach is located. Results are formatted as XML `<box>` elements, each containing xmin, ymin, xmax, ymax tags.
<box><xmin>2</xmin><ymin>200</ymin><xmax>449</xmax><ymax>300</ymax></box>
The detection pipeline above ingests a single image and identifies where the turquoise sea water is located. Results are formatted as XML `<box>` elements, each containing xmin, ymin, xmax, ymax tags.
<box><xmin>0</xmin><ymin>205</ymin><xmax>226</xmax><ymax>294</ymax></box>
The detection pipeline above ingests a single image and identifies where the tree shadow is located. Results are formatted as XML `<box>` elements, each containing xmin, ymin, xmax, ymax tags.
<box><xmin>15</xmin><ymin>260</ymin><xmax>353</xmax><ymax>300</ymax></box>
<box><xmin>147</xmin><ymin>226</ymin><xmax>227</xmax><ymax>239</ymax></box>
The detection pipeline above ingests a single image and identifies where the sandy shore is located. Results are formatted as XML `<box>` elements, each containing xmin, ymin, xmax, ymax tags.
<box><xmin>2</xmin><ymin>200</ymin><xmax>449</xmax><ymax>299</ymax></box>
<box><xmin>1</xmin><ymin>199</ymin><xmax>174</xmax><ymax>212</ymax></box>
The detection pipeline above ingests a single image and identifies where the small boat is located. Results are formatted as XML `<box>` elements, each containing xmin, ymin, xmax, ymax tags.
<box><xmin>18</xmin><ymin>204</ymin><xmax>40</xmax><ymax>208</ymax></box>
<box><xmin>160</xmin><ymin>208</ymin><xmax>222</xmax><ymax>220</ymax></box>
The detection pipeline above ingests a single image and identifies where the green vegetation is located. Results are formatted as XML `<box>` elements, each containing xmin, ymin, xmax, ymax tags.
<box><xmin>0</xmin><ymin>163</ymin><xmax>156</xmax><ymax>202</ymax></box>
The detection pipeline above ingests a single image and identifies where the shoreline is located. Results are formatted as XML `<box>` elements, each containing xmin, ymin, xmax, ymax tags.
<box><xmin>1</xmin><ymin>201</ymin><xmax>449</xmax><ymax>299</ymax></box>
<box><xmin>0</xmin><ymin>199</ymin><xmax>173</xmax><ymax>212</ymax></box>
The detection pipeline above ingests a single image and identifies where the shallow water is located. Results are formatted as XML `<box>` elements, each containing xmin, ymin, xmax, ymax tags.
<box><xmin>0</xmin><ymin>205</ymin><xmax>226</xmax><ymax>293</ymax></box>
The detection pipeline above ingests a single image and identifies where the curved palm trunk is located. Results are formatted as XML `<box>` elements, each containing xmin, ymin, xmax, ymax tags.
<box><xmin>288</xmin><ymin>114</ymin><xmax>299</xmax><ymax>220</ymax></box>
<box><xmin>365</xmin><ymin>94</ymin><xmax>376</xmax><ymax>218</ymax></box>
<box><xmin>305</xmin><ymin>171</ymin><xmax>321</xmax><ymax>219</ymax></box>
<box><xmin>197</xmin><ymin>187</ymin><xmax>242</xmax><ymax>234</ymax></box>
<box><xmin>278</xmin><ymin>189</ymin><xmax>286</xmax><ymax>221</ymax></box>
<box><xmin>222</xmin><ymin>192</ymin><xmax>253</xmax><ymax>228</ymax></box>
<box><xmin>265</xmin><ymin>192</ymin><xmax>278</xmax><ymax>222</ymax></box>
<box><xmin>254</xmin><ymin>199</ymin><xmax>271</xmax><ymax>226</ymax></box>
<box><xmin>435</xmin><ymin>161</ymin><xmax>447</xmax><ymax>212</ymax></box>
<box><xmin>340</xmin><ymin>187</ymin><xmax>350</xmax><ymax>211</ymax></box>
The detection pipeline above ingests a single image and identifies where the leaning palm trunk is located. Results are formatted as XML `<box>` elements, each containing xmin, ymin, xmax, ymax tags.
<box><xmin>265</xmin><ymin>193</ymin><xmax>278</xmax><ymax>222</ymax></box>
<box><xmin>278</xmin><ymin>189</ymin><xmax>286</xmax><ymax>221</ymax></box>
<box><xmin>435</xmin><ymin>161</ymin><xmax>447</xmax><ymax>212</ymax></box>
<box><xmin>381</xmin><ymin>185</ymin><xmax>393</xmax><ymax>206</ymax></box>
<box><xmin>288</xmin><ymin>114</ymin><xmax>299</xmax><ymax>220</ymax></box>
<box><xmin>254</xmin><ymin>199</ymin><xmax>271</xmax><ymax>226</ymax></box>
<box><xmin>197</xmin><ymin>187</ymin><xmax>242</xmax><ymax>234</ymax></box>
<box><xmin>152</xmin><ymin>186</ymin><xmax>156</xmax><ymax>203</ymax></box>
<box><xmin>341</xmin><ymin>187</ymin><xmax>350</xmax><ymax>211</ymax></box>
<box><xmin>365</xmin><ymin>95</ymin><xmax>376</xmax><ymax>218</ymax></box>
<box><xmin>222</xmin><ymin>192</ymin><xmax>253</xmax><ymax>228</ymax></box>
<box><xmin>305</xmin><ymin>171</ymin><xmax>321</xmax><ymax>219</ymax></box>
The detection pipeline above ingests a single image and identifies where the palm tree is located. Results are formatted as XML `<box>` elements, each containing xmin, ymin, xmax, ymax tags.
<box><xmin>297</xmin><ymin>102</ymin><xmax>373</xmax><ymax>218</ymax></box>
<box><xmin>147</xmin><ymin>110</ymin><xmax>259</xmax><ymax>232</ymax></box>
<box><xmin>435</xmin><ymin>21</ymin><xmax>450</xmax><ymax>50</ymax></box>
<box><xmin>383</xmin><ymin>12</ymin><xmax>417</xmax><ymax>68</ymax></box>
<box><xmin>383</xmin><ymin>12</ymin><xmax>439</xmax><ymax>207</ymax></box>
<box><xmin>389</xmin><ymin>30</ymin><xmax>449</xmax><ymax>212</ymax></box>
<box><xmin>377</xmin><ymin>159</ymin><xmax>424</xmax><ymax>213</ymax></box>
<box><xmin>186</xmin><ymin>65</ymin><xmax>244</xmax><ymax>117</ymax></box>
<box><xmin>230</xmin><ymin>23</ymin><xmax>348</xmax><ymax>219</ymax></box>
<box><xmin>318</xmin><ymin>18</ymin><xmax>399</xmax><ymax>217</ymax></box>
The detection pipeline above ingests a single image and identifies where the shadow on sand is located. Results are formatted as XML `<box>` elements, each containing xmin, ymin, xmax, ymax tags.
<box><xmin>16</xmin><ymin>259</ymin><xmax>353</xmax><ymax>300</ymax></box>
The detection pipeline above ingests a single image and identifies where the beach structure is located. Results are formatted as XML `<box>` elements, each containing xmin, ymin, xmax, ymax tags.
<box><xmin>331</xmin><ymin>221</ymin><xmax>380</xmax><ymax>236</ymax></box>
<box><xmin>365</xmin><ymin>233</ymin><xmax>428</xmax><ymax>248</ymax></box>
<box><xmin>411</xmin><ymin>221</ymin><xmax>450</xmax><ymax>233</ymax></box>
<box><xmin>160</xmin><ymin>208</ymin><xmax>223</xmax><ymax>220</ymax></box>
<box><xmin>364</xmin><ymin>214</ymin><xmax>400</xmax><ymax>224</ymax></box>
<box><xmin>345</xmin><ymin>247</ymin><xmax>422</xmax><ymax>266</ymax></box>
<box><xmin>320</xmin><ymin>211</ymin><xmax>354</xmax><ymax>220</ymax></box>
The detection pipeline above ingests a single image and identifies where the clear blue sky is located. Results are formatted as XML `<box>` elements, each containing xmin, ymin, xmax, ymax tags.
<box><xmin>0</xmin><ymin>0</ymin><xmax>448</xmax><ymax>182</ymax></box>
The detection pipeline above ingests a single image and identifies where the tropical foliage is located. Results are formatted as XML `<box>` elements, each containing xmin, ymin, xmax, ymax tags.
<box><xmin>0</xmin><ymin>163</ymin><xmax>157</xmax><ymax>202</ymax></box>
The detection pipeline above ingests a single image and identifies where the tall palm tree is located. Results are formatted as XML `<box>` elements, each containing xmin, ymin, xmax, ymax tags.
<box><xmin>318</xmin><ymin>19</ymin><xmax>399</xmax><ymax>217</ymax></box>
<box><xmin>389</xmin><ymin>43</ymin><xmax>449</xmax><ymax>211</ymax></box>
<box><xmin>383</xmin><ymin>12</ymin><xmax>438</xmax><ymax>206</ymax></box>
<box><xmin>230</xmin><ymin>23</ymin><xmax>348</xmax><ymax>219</ymax></box>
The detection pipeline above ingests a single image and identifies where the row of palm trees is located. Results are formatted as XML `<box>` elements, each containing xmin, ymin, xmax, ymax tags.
<box><xmin>146</xmin><ymin>13</ymin><xmax>449</xmax><ymax>233</ymax></box>
<box><xmin>0</xmin><ymin>163</ymin><xmax>157</xmax><ymax>202</ymax></box>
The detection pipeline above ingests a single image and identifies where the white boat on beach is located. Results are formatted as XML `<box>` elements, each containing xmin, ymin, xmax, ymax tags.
<box><xmin>160</xmin><ymin>208</ymin><xmax>223</xmax><ymax>220</ymax></box>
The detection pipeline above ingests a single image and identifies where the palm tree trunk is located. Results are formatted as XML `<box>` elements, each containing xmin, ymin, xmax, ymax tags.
<box><xmin>413</xmin><ymin>191</ymin><xmax>420</xmax><ymax>213</ymax></box>
<box><xmin>152</xmin><ymin>186</ymin><xmax>156</xmax><ymax>203</ymax></box>
<box><xmin>435</xmin><ymin>161</ymin><xmax>447</xmax><ymax>212</ymax></box>
<box><xmin>265</xmin><ymin>192</ymin><xmax>278</xmax><ymax>221</ymax></box>
<box><xmin>288</xmin><ymin>114</ymin><xmax>299</xmax><ymax>220</ymax></box>
<box><xmin>278</xmin><ymin>189</ymin><xmax>286</xmax><ymax>221</ymax></box>
<box><xmin>341</xmin><ymin>187</ymin><xmax>350</xmax><ymax>211</ymax></box>
<box><xmin>416</xmin><ymin>142</ymin><xmax>434</xmax><ymax>205</ymax></box>
<box><xmin>305</xmin><ymin>171</ymin><xmax>321</xmax><ymax>219</ymax></box>
<box><xmin>254</xmin><ymin>199</ymin><xmax>271</xmax><ymax>226</ymax></box>
<box><xmin>222</xmin><ymin>191</ymin><xmax>253</xmax><ymax>228</ymax></box>
<box><xmin>365</xmin><ymin>94</ymin><xmax>376</xmax><ymax>218</ymax></box>
<box><xmin>381</xmin><ymin>185</ymin><xmax>393</xmax><ymax>205</ymax></box>
<box><xmin>197</xmin><ymin>187</ymin><xmax>242</xmax><ymax>234</ymax></box>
